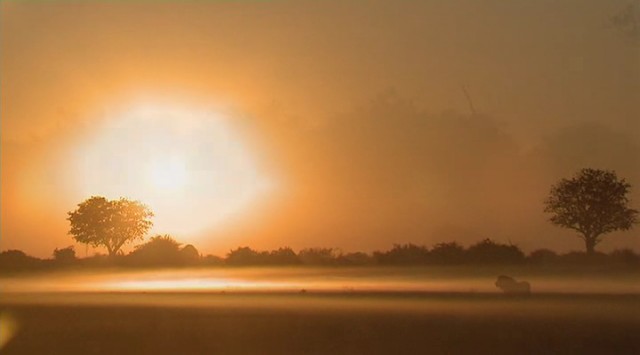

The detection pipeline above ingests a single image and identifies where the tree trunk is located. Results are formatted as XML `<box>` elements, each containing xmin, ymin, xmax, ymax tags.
<box><xmin>585</xmin><ymin>237</ymin><xmax>597</xmax><ymax>255</ymax></box>
<box><xmin>106</xmin><ymin>244</ymin><xmax>116</xmax><ymax>257</ymax></box>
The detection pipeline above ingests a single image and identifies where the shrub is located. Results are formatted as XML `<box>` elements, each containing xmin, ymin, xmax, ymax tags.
<box><xmin>0</xmin><ymin>250</ymin><xmax>42</xmax><ymax>270</ymax></box>
<box><xmin>373</xmin><ymin>244</ymin><xmax>429</xmax><ymax>265</ymax></box>
<box><xmin>298</xmin><ymin>248</ymin><xmax>338</xmax><ymax>265</ymax></box>
<box><xmin>609</xmin><ymin>248</ymin><xmax>639</xmax><ymax>265</ymax></box>
<box><xmin>267</xmin><ymin>247</ymin><xmax>300</xmax><ymax>265</ymax></box>
<box><xmin>528</xmin><ymin>248</ymin><xmax>558</xmax><ymax>264</ymax></box>
<box><xmin>428</xmin><ymin>242</ymin><xmax>465</xmax><ymax>264</ymax></box>
<box><xmin>336</xmin><ymin>252</ymin><xmax>373</xmax><ymax>266</ymax></box>
<box><xmin>53</xmin><ymin>246</ymin><xmax>77</xmax><ymax>264</ymax></box>
<box><xmin>128</xmin><ymin>235</ymin><xmax>183</xmax><ymax>266</ymax></box>
<box><xmin>466</xmin><ymin>239</ymin><xmax>525</xmax><ymax>264</ymax></box>
<box><xmin>226</xmin><ymin>247</ymin><xmax>262</xmax><ymax>265</ymax></box>
<box><xmin>558</xmin><ymin>251</ymin><xmax>608</xmax><ymax>264</ymax></box>
<box><xmin>180</xmin><ymin>244</ymin><xmax>200</xmax><ymax>264</ymax></box>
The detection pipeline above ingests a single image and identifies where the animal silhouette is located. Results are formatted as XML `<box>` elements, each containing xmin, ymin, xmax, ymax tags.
<box><xmin>495</xmin><ymin>275</ymin><xmax>531</xmax><ymax>294</ymax></box>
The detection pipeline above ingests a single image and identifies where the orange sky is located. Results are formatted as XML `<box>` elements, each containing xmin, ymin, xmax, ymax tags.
<box><xmin>2</xmin><ymin>0</ymin><xmax>639</xmax><ymax>257</ymax></box>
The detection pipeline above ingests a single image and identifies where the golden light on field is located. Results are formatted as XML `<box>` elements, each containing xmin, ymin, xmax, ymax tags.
<box><xmin>71</xmin><ymin>101</ymin><xmax>275</xmax><ymax>239</ymax></box>
<box><xmin>102</xmin><ymin>278</ymin><xmax>289</xmax><ymax>292</ymax></box>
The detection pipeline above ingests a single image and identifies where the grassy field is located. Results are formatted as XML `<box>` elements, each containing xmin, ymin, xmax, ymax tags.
<box><xmin>1</xmin><ymin>267</ymin><xmax>638</xmax><ymax>354</ymax></box>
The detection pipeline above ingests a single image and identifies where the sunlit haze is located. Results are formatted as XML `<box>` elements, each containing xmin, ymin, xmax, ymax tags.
<box><xmin>1</xmin><ymin>0</ymin><xmax>638</xmax><ymax>256</ymax></box>
<box><xmin>72</xmin><ymin>103</ymin><xmax>275</xmax><ymax>237</ymax></box>
<box><xmin>1</xmin><ymin>2</ymin><xmax>639</xmax><ymax>354</ymax></box>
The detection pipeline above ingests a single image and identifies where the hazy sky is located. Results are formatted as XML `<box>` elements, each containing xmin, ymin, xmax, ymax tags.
<box><xmin>2</xmin><ymin>0</ymin><xmax>639</xmax><ymax>257</ymax></box>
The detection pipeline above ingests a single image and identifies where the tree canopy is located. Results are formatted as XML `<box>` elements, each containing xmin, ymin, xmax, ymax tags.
<box><xmin>67</xmin><ymin>196</ymin><xmax>153</xmax><ymax>256</ymax></box>
<box><xmin>544</xmin><ymin>168</ymin><xmax>638</xmax><ymax>254</ymax></box>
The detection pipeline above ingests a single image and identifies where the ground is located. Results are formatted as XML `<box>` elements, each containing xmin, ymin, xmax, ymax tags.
<box><xmin>1</xmin><ymin>291</ymin><xmax>638</xmax><ymax>354</ymax></box>
<box><xmin>1</xmin><ymin>266</ymin><xmax>638</xmax><ymax>354</ymax></box>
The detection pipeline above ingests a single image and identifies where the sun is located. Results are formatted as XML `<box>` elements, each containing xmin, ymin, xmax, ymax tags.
<box><xmin>72</xmin><ymin>101</ymin><xmax>276</xmax><ymax>238</ymax></box>
<box><xmin>149</xmin><ymin>156</ymin><xmax>188</xmax><ymax>192</ymax></box>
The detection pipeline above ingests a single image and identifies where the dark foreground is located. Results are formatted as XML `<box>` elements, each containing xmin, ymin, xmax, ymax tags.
<box><xmin>1</xmin><ymin>292</ymin><xmax>638</xmax><ymax>355</ymax></box>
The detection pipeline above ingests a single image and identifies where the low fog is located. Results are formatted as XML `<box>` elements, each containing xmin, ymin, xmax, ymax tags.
<box><xmin>2</xmin><ymin>267</ymin><xmax>638</xmax><ymax>295</ymax></box>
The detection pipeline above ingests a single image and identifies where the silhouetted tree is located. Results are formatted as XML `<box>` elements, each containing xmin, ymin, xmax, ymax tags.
<box><xmin>544</xmin><ymin>169</ymin><xmax>638</xmax><ymax>254</ymax></box>
<box><xmin>67</xmin><ymin>196</ymin><xmax>153</xmax><ymax>257</ymax></box>
<box><xmin>53</xmin><ymin>246</ymin><xmax>76</xmax><ymax>264</ymax></box>
<box><xmin>466</xmin><ymin>239</ymin><xmax>525</xmax><ymax>264</ymax></box>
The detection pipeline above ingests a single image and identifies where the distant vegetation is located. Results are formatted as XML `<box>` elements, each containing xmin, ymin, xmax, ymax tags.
<box><xmin>1</xmin><ymin>237</ymin><xmax>638</xmax><ymax>273</ymax></box>
<box><xmin>1</xmin><ymin>167</ymin><xmax>637</xmax><ymax>273</ymax></box>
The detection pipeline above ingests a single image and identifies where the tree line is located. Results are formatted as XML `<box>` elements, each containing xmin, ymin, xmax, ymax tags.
<box><xmin>1</xmin><ymin>168</ymin><xmax>637</xmax><ymax>272</ymax></box>
<box><xmin>1</xmin><ymin>237</ymin><xmax>638</xmax><ymax>272</ymax></box>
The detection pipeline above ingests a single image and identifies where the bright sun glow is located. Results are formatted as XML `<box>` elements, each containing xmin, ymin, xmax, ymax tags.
<box><xmin>149</xmin><ymin>156</ymin><xmax>188</xmax><ymax>191</ymax></box>
<box><xmin>72</xmin><ymin>101</ymin><xmax>275</xmax><ymax>238</ymax></box>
